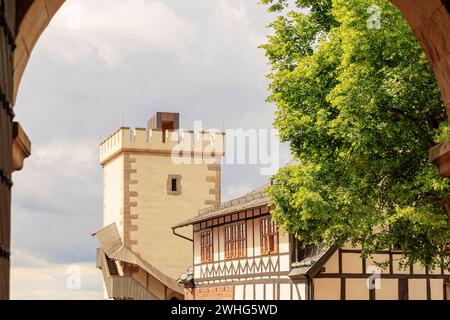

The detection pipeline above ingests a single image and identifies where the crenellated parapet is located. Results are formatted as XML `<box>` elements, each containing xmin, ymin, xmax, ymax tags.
<box><xmin>100</xmin><ymin>127</ymin><xmax>225</xmax><ymax>166</ymax></box>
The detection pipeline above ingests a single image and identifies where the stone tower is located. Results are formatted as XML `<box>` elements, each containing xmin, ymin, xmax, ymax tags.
<box><xmin>99</xmin><ymin>112</ymin><xmax>224</xmax><ymax>279</ymax></box>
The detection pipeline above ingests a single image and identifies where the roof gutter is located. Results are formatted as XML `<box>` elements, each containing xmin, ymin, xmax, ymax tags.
<box><xmin>172</xmin><ymin>226</ymin><xmax>193</xmax><ymax>242</ymax></box>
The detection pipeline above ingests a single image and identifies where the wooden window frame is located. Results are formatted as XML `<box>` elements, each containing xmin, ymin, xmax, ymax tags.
<box><xmin>200</xmin><ymin>229</ymin><xmax>213</xmax><ymax>263</ymax></box>
<box><xmin>260</xmin><ymin>216</ymin><xmax>278</xmax><ymax>256</ymax></box>
<box><xmin>224</xmin><ymin>221</ymin><xmax>247</xmax><ymax>259</ymax></box>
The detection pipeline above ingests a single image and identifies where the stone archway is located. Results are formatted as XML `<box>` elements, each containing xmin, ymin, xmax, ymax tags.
<box><xmin>391</xmin><ymin>0</ymin><xmax>450</xmax><ymax>176</ymax></box>
<box><xmin>13</xmin><ymin>0</ymin><xmax>64</xmax><ymax>104</ymax></box>
<box><xmin>1</xmin><ymin>0</ymin><xmax>450</xmax><ymax>300</ymax></box>
<box><xmin>0</xmin><ymin>0</ymin><xmax>63</xmax><ymax>300</ymax></box>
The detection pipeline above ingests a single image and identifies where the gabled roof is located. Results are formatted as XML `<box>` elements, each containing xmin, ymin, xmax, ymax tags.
<box><xmin>92</xmin><ymin>223</ymin><xmax>183</xmax><ymax>294</ymax></box>
<box><xmin>172</xmin><ymin>184</ymin><xmax>271</xmax><ymax>229</ymax></box>
<box><xmin>288</xmin><ymin>244</ymin><xmax>338</xmax><ymax>279</ymax></box>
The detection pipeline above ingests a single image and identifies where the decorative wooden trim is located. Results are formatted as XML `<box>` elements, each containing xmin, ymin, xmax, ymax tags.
<box><xmin>340</xmin><ymin>278</ymin><xmax>346</xmax><ymax>300</ymax></box>
<box><xmin>195</xmin><ymin>274</ymin><xmax>293</xmax><ymax>286</ymax></box>
<box><xmin>306</xmin><ymin>245</ymin><xmax>339</xmax><ymax>278</ymax></box>
<box><xmin>252</xmin><ymin>215</ymin><xmax>255</xmax><ymax>259</ymax></box>
<box><xmin>194</xmin><ymin>252</ymin><xmax>290</xmax><ymax>267</ymax></box>
<box><xmin>362</xmin><ymin>257</ymin><xmax>367</xmax><ymax>275</ymax></box>
<box><xmin>198</xmin><ymin>259</ymin><xmax>285</xmax><ymax>281</ymax></box>
<box><xmin>369</xmin><ymin>288</ymin><xmax>375</xmax><ymax>301</ymax></box>
<box><xmin>444</xmin><ymin>281</ymin><xmax>450</xmax><ymax>300</ymax></box>
<box><xmin>194</xmin><ymin>212</ymin><xmax>270</xmax><ymax>233</ymax></box>
<box><xmin>340</xmin><ymin>249</ymin><xmax>392</xmax><ymax>255</ymax></box>
<box><xmin>316</xmin><ymin>273</ymin><xmax>449</xmax><ymax>280</ymax></box>
<box><xmin>263</xmin><ymin>283</ymin><xmax>266</xmax><ymax>300</ymax></box>
<box><xmin>425</xmin><ymin>267</ymin><xmax>431</xmax><ymax>300</ymax></box>
<box><xmin>389</xmin><ymin>251</ymin><xmax>394</xmax><ymax>274</ymax></box>
<box><xmin>399</xmin><ymin>278</ymin><xmax>409</xmax><ymax>300</ymax></box>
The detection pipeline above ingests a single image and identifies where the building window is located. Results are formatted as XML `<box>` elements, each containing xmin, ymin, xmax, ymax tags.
<box><xmin>201</xmin><ymin>229</ymin><xmax>213</xmax><ymax>263</ymax></box>
<box><xmin>224</xmin><ymin>221</ymin><xmax>246</xmax><ymax>259</ymax></box>
<box><xmin>167</xmin><ymin>175</ymin><xmax>182</xmax><ymax>195</ymax></box>
<box><xmin>171</xmin><ymin>178</ymin><xmax>177</xmax><ymax>192</ymax></box>
<box><xmin>260</xmin><ymin>217</ymin><xmax>278</xmax><ymax>255</ymax></box>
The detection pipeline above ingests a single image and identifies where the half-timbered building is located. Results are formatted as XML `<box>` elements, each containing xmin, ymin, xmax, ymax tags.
<box><xmin>173</xmin><ymin>186</ymin><xmax>450</xmax><ymax>300</ymax></box>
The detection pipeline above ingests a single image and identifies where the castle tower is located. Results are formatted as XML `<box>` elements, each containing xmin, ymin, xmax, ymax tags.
<box><xmin>99</xmin><ymin>112</ymin><xmax>224</xmax><ymax>282</ymax></box>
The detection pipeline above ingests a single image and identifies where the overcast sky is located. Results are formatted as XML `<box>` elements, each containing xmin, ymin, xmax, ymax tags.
<box><xmin>10</xmin><ymin>0</ymin><xmax>291</xmax><ymax>299</ymax></box>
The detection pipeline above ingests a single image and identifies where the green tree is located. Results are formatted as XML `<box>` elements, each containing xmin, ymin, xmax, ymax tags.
<box><xmin>261</xmin><ymin>0</ymin><xmax>449</xmax><ymax>270</ymax></box>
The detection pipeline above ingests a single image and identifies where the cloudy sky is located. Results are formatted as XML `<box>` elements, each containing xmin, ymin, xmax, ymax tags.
<box><xmin>11</xmin><ymin>0</ymin><xmax>291</xmax><ymax>299</ymax></box>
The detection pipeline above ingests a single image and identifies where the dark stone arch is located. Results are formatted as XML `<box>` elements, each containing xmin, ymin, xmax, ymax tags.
<box><xmin>2</xmin><ymin>0</ymin><xmax>450</xmax><ymax>300</ymax></box>
<box><xmin>391</xmin><ymin>0</ymin><xmax>450</xmax><ymax>176</ymax></box>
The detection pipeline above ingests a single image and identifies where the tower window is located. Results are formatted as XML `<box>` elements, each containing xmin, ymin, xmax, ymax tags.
<box><xmin>167</xmin><ymin>175</ymin><xmax>182</xmax><ymax>195</ymax></box>
<box><xmin>171</xmin><ymin>178</ymin><xmax>177</xmax><ymax>192</ymax></box>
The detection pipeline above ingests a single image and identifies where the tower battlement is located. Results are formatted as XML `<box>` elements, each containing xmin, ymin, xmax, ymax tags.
<box><xmin>99</xmin><ymin>112</ymin><xmax>225</xmax><ymax>284</ymax></box>
<box><xmin>99</xmin><ymin>127</ymin><xmax>225</xmax><ymax>166</ymax></box>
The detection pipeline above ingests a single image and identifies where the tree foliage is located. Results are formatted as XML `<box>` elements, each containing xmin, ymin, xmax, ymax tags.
<box><xmin>261</xmin><ymin>0</ymin><xmax>450</xmax><ymax>270</ymax></box>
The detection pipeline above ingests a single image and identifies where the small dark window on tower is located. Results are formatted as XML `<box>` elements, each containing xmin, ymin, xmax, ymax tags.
<box><xmin>171</xmin><ymin>178</ymin><xmax>177</xmax><ymax>192</ymax></box>
<box><xmin>167</xmin><ymin>175</ymin><xmax>182</xmax><ymax>195</ymax></box>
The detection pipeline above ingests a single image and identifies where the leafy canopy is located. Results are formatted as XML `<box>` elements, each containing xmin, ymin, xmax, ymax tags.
<box><xmin>261</xmin><ymin>0</ymin><xmax>449</xmax><ymax>270</ymax></box>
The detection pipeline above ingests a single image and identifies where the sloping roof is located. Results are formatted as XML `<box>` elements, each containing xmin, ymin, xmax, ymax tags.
<box><xmin>288</xmin><ymin>244</ymin><xmax>338</xmax><ymax>279</ymax></box>
<box><xmin>92</xmin><ymin>223</ymin><xmax>183</xmax><ymax>294</ymax></box>
<box><xmin>172</xmin><ymin>160</ymin><xmax>300</xmax><ymax>229</ymax></box>
<box><xmin>172</xmin><ymin>184</ymin><xmax>271</xmax><ymax>229</ymax></box>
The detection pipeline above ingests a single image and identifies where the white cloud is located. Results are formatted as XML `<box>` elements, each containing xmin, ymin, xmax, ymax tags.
<box><xmin>11</xmin><ymin>250</ymin><xmax>102</xmax><ymax>300</ymax></box>
<box><xmin>33</xmin><ymin>139</ymin><xmax>98</xmax><ymax>172</ymax></box>
<box><xmin>43</xmin><ymin>0</ymin><xmax>194</xmax><ymax>66</ymax></box>
<box><xmin>13</xmin><ymin>138</ymin><xmax>100</xmax><ymax>212</ymax></box>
